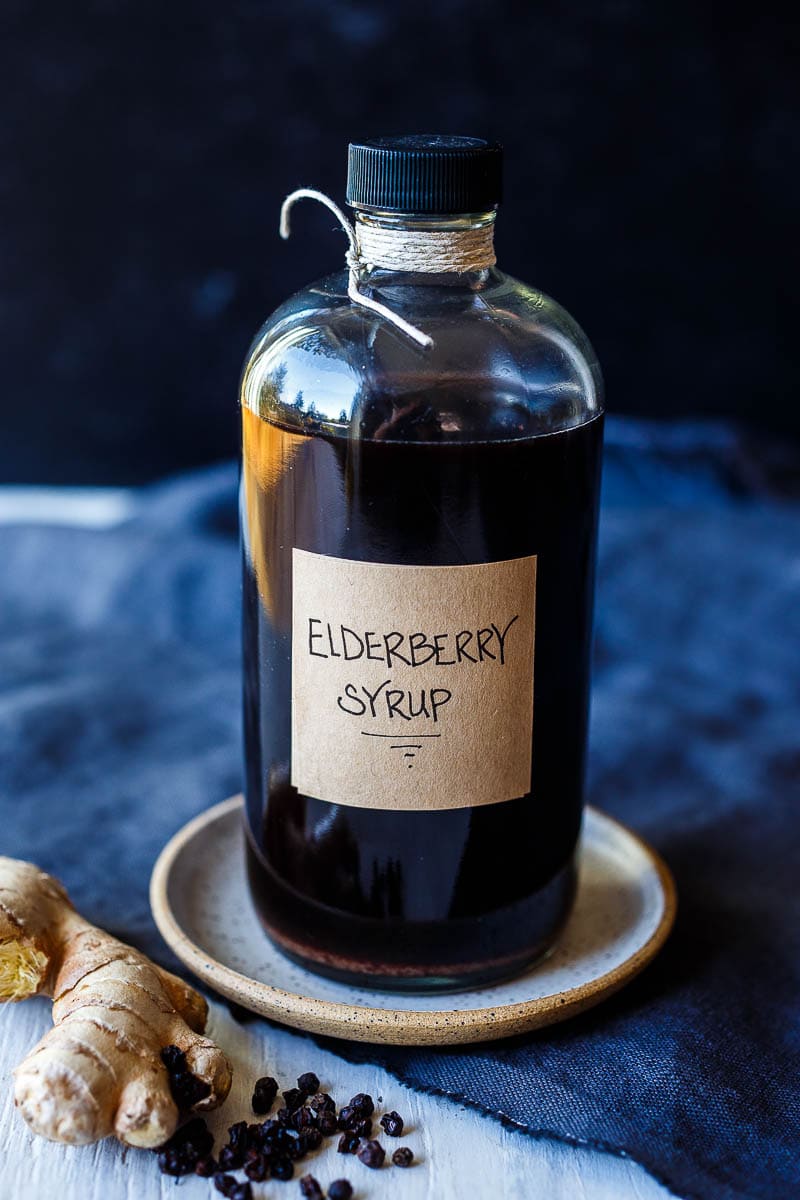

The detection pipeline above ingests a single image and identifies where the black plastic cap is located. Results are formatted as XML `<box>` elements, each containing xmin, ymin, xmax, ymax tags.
<box><xmin>346</xmin><ymin>135</ymin><xmax>502</xmax><ymax>214</ymax></box>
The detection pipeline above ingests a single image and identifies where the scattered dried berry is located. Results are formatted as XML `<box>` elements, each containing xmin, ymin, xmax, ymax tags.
<box><xmin>283</xmin><ymin>1134</ymin><xmax>301</xmax><ymax>1157</ymax></box>
<box><xmin>160</xmin><ymin>1044</ymin><xmax>185</xmax><ymax>1072</ymax></box>
<box><xmin>252</xmin><ymin>1075</ymin><xmax>279</xmax><ymax>1114</ymax></box>
<box><xmin>227</xmin><ymin>1121</ymin><xmax>249</xmax><ymax>1155</ymax></box>
<box><xmin>268</xmin><ymin>1126</ymin><xmax>295</xmax><ymax>1156</ymax></box>
<box><xmin>172</xmin><ymin>1070</ymin><xmax>211</xmax><ymax>1110</ymax></box>
<box><xmin>308</xmin><ymin>1092</ymin><xmax>335</xmax><ymax>1114</ymax></box>
<box><xmin>271</xmin><ymin>1156</ymin><xmax>294</xmax><ymax>1181</ymax></box>
<box><xmin>153</xmin><ymin>1066</ymin><xmax>416</xmax><ymax>1192</ymax></box>
<box><xmin>380</xmin><ymin>1110</ymin><xmax>405</xmax><ymax>1137</ymax></box>
<box><xmin>350</xmin><ymin>1092</ymin><xmax>375</xmax><ymax>1117</ymax></box>
<box><xmin>246</xmin><ymin>1124</ymin><xmax>265</xmax><ymax>1150</ymax></box>
<box><xmin>285</xmin><ymin>1132</ymin><xmax>306</xmax><ymax>1161</ymax></box>
<box><xmin>318</xmin><ymin>1111</ymin><xmax>338</xmax><ymax>1137</ymax></box>
<box><xmin>195</xmin><ymin>1156</ymin><xmax>218</xmax><ymax>1177</ymax></box>
<box><xmin>337</xmin><ymin>1131</ymin><xmax>360</xmax><ymax>1155</ymax></box>
<box><xmin>218</xmin><ymin>1145</ymin><xmax>244</xmax><ymax>1172</ymax></box>
<box><xmin>157</xmin><ymin>1147</ymin><xmax>193</xmax><ymax>1177</ymax></box>
<box><xmin>159</xmin><ymin>1045</ymin><xmax>212</xmax><ymax>1111</ymax></box>
<box><xmin>299</xmin><ymin>1174</ymin><xmax>324</xmax><ymax>1199</ymax></box>
<box><xmin>214</xmin><ymin>1175</ymin><xmax>238</xmax><ymax>1198</ymax></box>
<box><xmin>337</xmin><ymin>1105</ymin><xmax>360</xmax><ymax>1131</ymax></box>
<box><xmin>283</xmin><ymin>1087</ymin><xmax>306</xmax><ymax>1112</ymax></box>
<box><xmin>244</xmin><ymin>1153</ymin><xmax>269</xmax><ymax>1182</ymax></box>
<box><xmin>259</xmin><ymin>1118</ymin><xmax>281</xmax><ymax>1142</ymax></box>
<box><xmin>186</xmin><ymin>1129</ymin><xmax>215</xmax><ymax>1160</ymax></box>
<box><xmin>298</xmin><ymin>1127</ymin><xmax>323</xmax><ymax>1154</ymax></box>
<box><xmin>156</xmin><ymin>1116</ymin><xmax>216</xmax><ymax>1176</ymax></box>
<box><xmin>163</xmin><ymin>1116</ymin><xmax>214</xmax><ymax>1158</ymax></box>
<box><xmin>357</xmin><ymin>1139</ymin><xmax>385</xmax><ymax>1169</ymax></box>
<box><xmin>292</xmin><ymin>1104</ymin><xmax>316</xmax><ymax>1131</ymax></box>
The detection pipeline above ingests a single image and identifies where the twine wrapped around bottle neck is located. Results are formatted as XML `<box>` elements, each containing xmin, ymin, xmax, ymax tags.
<box><xmin>355</xmin><ymin>221</ymin><xmax>495</xmax><ymax>274</ymax></box>
<box><xmin>279</xmin><ymin>188</ymin><xmax>496</xmax><ymax>349</ymax></box>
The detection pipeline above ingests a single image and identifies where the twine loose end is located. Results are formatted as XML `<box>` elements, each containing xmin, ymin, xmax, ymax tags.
<box><xmin>279</xmin><ymin>187</ymin><xmax>434</xmax><ymax>351</ymax></box>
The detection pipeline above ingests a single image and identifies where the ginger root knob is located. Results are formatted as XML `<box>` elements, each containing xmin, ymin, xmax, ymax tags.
<box><xmin>0</xmin><ymin>856</ymin><xmax>232</xmax><ymax>1147</ymax></box>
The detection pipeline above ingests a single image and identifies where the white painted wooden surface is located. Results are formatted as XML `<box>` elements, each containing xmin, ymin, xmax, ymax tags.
<box><xmin>0</xmin><ymin>995</ymin><xmax>676</xmax><ymax>1199</ymax></box>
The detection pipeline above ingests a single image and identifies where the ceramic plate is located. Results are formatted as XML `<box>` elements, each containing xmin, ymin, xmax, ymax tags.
<box><xmin>150</xmin><ymin>796</ymin><xmax>675</xmax><ymax>1046</ymax></box>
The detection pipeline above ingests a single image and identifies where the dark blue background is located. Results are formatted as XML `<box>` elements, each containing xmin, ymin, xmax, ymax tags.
<box><xmin>1</xmin><ymin>0</ymin><xmax>796</xmax><ymax>482</ymax></box>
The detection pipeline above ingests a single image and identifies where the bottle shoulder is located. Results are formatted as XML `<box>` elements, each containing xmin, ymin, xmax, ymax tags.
<box><xmin>241</xmin><ymin>267</ymin><xmax>603</xmax><ymax>442</ymax></box>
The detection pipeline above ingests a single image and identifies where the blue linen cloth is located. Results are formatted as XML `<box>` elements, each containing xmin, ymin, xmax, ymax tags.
<box><xmin>0</xmin><ymin>420</ymin><xmax>797</xmax><ymax>1200</ymax></box>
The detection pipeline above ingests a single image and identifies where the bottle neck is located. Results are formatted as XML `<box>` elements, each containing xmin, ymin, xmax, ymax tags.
<box><xmin>352</xmin><ymin>208</ymin><xmax>497</xmax><ymax>279</ymax></box>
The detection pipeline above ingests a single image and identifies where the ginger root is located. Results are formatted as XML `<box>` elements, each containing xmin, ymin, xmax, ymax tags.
<box><xmin>0</xmin><ymin>856</ymin><xmax>232</xmax><ymax>1147</ymax></box>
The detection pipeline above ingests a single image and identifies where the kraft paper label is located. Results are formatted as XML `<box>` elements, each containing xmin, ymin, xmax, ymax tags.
<box><xmin>291</xmin><ymin>549</ymin><xmax>536</xmax><ymax>811</ymax></box>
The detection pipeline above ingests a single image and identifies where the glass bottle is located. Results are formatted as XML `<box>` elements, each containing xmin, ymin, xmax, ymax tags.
<box><xmin>240</xmin><ymin>136</ymin><xmax>603</xmax><ymax>990</ymax></box>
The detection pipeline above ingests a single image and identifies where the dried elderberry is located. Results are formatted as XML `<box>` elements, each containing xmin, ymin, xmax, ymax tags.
<box><xmin>318</xmin><ymin>1111</ymin><xmax>338</xmax><ymax>1137</ymax></box>
<box><xmin>299</xmin><ymin>1174</ymin><xmax>324</xmax><ymax>1199</ymax></box>
<box><xmin>160</xmin><ymin>1044</ymin><xmax>185</xmax><ymax>1072</ymax></box>
<box><xmin>308</xmin><ymin>1092</ymin><xmax>335</xmax><ymax>1114</ymax></box>
<box><xmin>298</xmin><ymin>1127</ymin><xmax>323</xmax><ymax>1154</ymax></box>
<box><xmin>246</xmin><ymin>1123</ymin><xmax>266</xmax><ymax>1150</ymax></box>
<box><xmin>349</xmin><ymin>1092</ymin><xmax>375</xmax><ymax>1116</ymax></box>
<box><xmin>214</xmin><ymin>1176</ymin><xmax>238</xmax><ymax>1198</ymax></box>
<box><xmin>285</xmin><ymin>1131</ymin><xmax>305</xmax><ymax>1161</ymax></box>
<box><xmin>272</xmin><ymin>1156</ymin><xmax>295</xmax><ymax>1181</ymax></box>
<box><xmin>157</xmin><ymin>1147</ymin><xmax>194</xmax><ymax>1177</ymax></box>
<box><xmin>244</xmin><ymin>1154</ymin><xmax>269</xmax><ymax>1182</ymax></box>
<box><xmin>380</xmin><ymin>1110</ymin><xmax>404</xmax><ymax>1137</ymax></box>
<box><xmin>337</xmin><ymin>1131</ymin><xmax>360</xmax><ymax>1154</ymax></box>
<box><xmin>283</xmin><ymin>1087</ymin><xmax>306</xmax><ymax>1112</ymax></box>
<box><xmin>268</xmin><ymin>1125</ymin><xmax>295</xmax><ymax>1155</ymax></box>
<box><xmin>252</xmin><ymin>1075</ymin><xmax>279</xmax><ymax>1114</ymax></box>
<box><xmin>227</xmin><ymin>1121</ymin><xmax>249</xmax><ymax>1156</ymax></box>
<box><xmin>160</xmin><ymin>1045</ymin><xmax>211</xmax><ymax>1111</ymax></box>
<box><xmin>337</xmin><ymin>1105</ymin><xmax>360</xmax><ymax>1130</ymax></box>
<box><xmin>328</xmin><ymin>1182</ymin><xmax>353</xmax><ymax>1200</ymax></box>
<box><xmin>297</xmin><ymin>1072</ymin><xmax>320</xmax><ymax>1095</ymax></box>
<box><xmin>218</xmin><ymin>1145</ymin><xmax>244</xmax><ymax>1172</ymax></box>
<box><xmin>161</xmin><ymin>1116</ymin><xmax>214</xmax><ymax>1158</ymax></box>
<box><xmin>195</xmin><ymin>1156</ymin><xmax>218</xmax><ymax>1177</ymax></box>
<box><xmin>172</xmin><ymin>1071</ymin><xmax>211</xmax><ymax>1110</ymax></box>
<box><xmin>357</xmin><ymin>1139</ymin><xmax>385</xmax><ymax>1169</ymax></box>
<box><xmin>259</xmin><ymin>1117</ymin><xmax>282</xmax><ymax>1143</ymax></box>
<box><xmin>292</xmin><ymin>1104</ymin><xmax>316</xmax><ymax>1131</ymax></box>
<box><xmin>392</xmin><ymin>1146</ymin><xmax>414</xmax><ymax>1167</ymax></box>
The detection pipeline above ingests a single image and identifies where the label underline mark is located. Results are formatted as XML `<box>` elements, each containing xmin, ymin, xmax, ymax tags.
<box><xmin>360</xmin><ymin>731</ymin><xmax>442</xmax><ymax>738</ymax></box>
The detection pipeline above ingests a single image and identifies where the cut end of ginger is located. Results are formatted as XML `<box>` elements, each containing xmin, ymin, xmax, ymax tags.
<box><xmin>0</xmin><ymin>939</ymin><xmax>50</xmax><ymax>1001</ymax></box>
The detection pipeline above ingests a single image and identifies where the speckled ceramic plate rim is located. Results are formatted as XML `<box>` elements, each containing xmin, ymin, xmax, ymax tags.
<box><xmin>150</xmin><ymin>796</ymin><xmax>677</xmax><ymax>1046</ymax></box>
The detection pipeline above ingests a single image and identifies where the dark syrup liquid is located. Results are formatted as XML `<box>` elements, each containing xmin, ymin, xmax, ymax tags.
<box><xmin>242</xmin><ymin>403</ymin><xmax>603</xmax><ymax>989</ymax></box>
